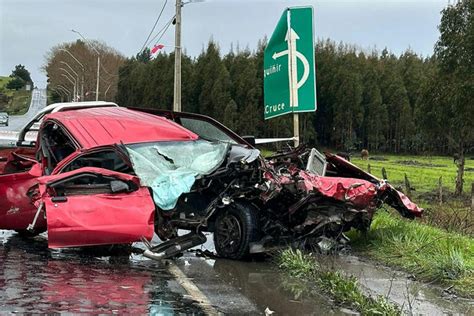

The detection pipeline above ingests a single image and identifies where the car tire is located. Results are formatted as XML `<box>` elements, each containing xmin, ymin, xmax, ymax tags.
<box><xmin>213</xmin><ymin>202</ymin><xmax>260</xmax><ymax>260</ymax></box>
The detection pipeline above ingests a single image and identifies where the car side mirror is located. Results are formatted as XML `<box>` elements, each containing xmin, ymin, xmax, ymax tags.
<box><xmin>110</xmin><ymin>180</ymin><xmax>130</xmax><ymax>193</ymax></box>
<box><xmin>242</xmin><ymin>135</ymin><xmax>256</xmax><ymax>146</ymax></box>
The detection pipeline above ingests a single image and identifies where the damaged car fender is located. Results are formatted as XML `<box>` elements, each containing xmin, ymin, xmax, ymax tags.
<box><xmin>0</xmin><ymin>162</ymin><xmax>44</xmax><ymax>230</ymax></box>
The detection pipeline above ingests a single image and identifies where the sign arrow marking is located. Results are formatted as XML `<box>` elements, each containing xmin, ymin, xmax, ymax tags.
<box><xmin>271</xmin><ymin>28</ymin><xmax>310</xmax><ymax>106</ymax></box>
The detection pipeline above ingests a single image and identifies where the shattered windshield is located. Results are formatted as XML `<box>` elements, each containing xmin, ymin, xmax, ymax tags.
<box><xmin>126</xmin><ymin>140</ymin><xmax>229</xmax><ymax>210</ymax></box>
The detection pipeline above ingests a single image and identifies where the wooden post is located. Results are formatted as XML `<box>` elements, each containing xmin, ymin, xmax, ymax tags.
<box><xmin>438</xmin><ymin>176</ymin><xmax>443</xmax><ymax>205</ymax></box>
<box><xmin>404</xmin><ymin>173</ymin><xmax>412</xmax><ymax>198</ymax></box>
<box><xmin>382</xmin><ymin>167</ymin><xmax>388</xmax><ymax>180</ymax></box>
<box><xmin>367</xmin><ymin>164</ymin><xmax>371</xmax><ymax>174</ymax></box>
<box><xmin>471</xmin><ymin>183</ymin><xmax>474</xmax><ymax>213</ymax></box>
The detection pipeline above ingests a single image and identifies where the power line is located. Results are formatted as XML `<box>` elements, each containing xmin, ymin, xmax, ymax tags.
<box><xmin>148</xmin><ymin>15</ymin><xmax>175</xmax><ymax>48</ymax></box>
<box><xmin>139</xmin><ymin>0</ymin><xmax>168</xmax><ymax>53</ymax></box>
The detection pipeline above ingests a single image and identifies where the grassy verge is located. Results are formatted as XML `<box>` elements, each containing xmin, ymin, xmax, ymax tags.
<box><xmin>349</xmin><ymin>211</ymin><xmax>474</xmax><ymax>298</ymax></box>
<box><xmin>277</xmin><ymin>248</ymin><xmax>400</xmax><ymax>315</ymax></box>
<box><xmin>0</xmin><ymin>76</ymin><xmax>31</xmax><ymax>115</ymax></box>
<box><xmin>8</xmin><ymin>90</ymin><xmax>31</xmax><ymax>115</ymax></box>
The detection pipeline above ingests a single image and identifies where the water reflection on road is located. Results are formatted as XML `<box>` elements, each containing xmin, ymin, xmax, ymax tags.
<box><xmin>1</xmin><ymin>229</ymin><xmax>472</xmax><ymax>315</ymax></box>
<box><xmin>0</xmin><ymin>230</ymin><xmax>344</xmax><ymax>315</ymax></box>
<box><xmin>0</xmin><ymin>231</ymin><xmax>202</xmax><ymax>314</ymax></box>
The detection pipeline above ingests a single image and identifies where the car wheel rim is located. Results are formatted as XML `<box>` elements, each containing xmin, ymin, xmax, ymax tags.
<box><xmin>216</xmin><ymin>214</ymin><xmax>242</xmax><ymax>254</ymax></box>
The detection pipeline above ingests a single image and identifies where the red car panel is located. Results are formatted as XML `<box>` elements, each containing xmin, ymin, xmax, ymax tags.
<box><xmin>38</xmin><ymin>167</ymin><xmax>155</xmax><ymax>248</ymax></box>
<box><xmin>0</xmin><ymin>163</ymin><xmax>43</xmax><ymax>230</ymax></box>
<box><xmin>298</xmin><ymin>171</ymin><xmax>378</xmax><ymax>210</ymax></box>
<box><xmin>326</xmin><ymin>153</ymin><xmax>423</xmax><ymax>217</ymax></box>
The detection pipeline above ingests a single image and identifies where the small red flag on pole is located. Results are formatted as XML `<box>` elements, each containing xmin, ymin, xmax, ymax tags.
<box><xmin>151</xmin><ymin>44</ymin><xmax>165</xmax><ymax>54</ymax></box>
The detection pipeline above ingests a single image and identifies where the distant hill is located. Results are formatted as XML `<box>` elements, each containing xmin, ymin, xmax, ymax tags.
<box><xmin>0</xmin><ymin>76</ymin><xmax>31</xmax><ymax>115</ymax></box>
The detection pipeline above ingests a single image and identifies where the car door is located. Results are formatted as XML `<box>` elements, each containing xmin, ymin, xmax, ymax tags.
<box><xmin>38</xmin><ymin>167</ymin><xmax>155</xmax><ymax>248</ymax></box>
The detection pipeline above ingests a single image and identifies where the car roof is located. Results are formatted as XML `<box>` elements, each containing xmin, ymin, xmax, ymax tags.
<box><xmin>45</xmin><ymin>107</ymin><xmax>198</xmax><ymax>149</ymax></box>
<box><xmin>17</xmin><ymin>101</ymin><xmax>120</xmax><ymax>142</ymax></box>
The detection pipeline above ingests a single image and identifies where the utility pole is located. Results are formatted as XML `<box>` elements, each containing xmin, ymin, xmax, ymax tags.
<box><xmin>173</xmin><ymin>0</ymin><xmax>182</xmax><ymax>112</ymax></box>
<box><xmin>96</xmin><ymin>55</ymin><xmax>100</xmax><ymax>101</ymax></box>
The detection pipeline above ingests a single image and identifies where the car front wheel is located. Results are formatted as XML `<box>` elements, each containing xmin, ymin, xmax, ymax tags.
<box><xmin>213</xmin><ymin>202</ymin><xmax>260</xmax><ymax>260</ymax></box>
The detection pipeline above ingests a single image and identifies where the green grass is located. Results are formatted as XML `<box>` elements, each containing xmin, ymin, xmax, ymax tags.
<box><xmin>7</xmin><ymin>90</ymin><xmax>31</xmax><ymax>115</ymax></box>
<box><xmin>260</xmin><ymin>149</ymin><xmax>275</xmax><ymax>157</ymax></box>
<box><xmin>277</xmin><ymin>248</ymin><xmax>400</xmax><ymax>315</ymax></box>
<box><xmin>351</xmin><ymin>154</ymin><xmax>474</xmax><ymax>194</ymax></box>
<box><xmin>0</xmin><ymin>76</ymin><xmax>31</xmax><ymax>115</ymax></box>
<box><xmin>349</xmin><ymin>211</ymin><xmax>474</xmax><ymax>298</ymax></box>
<box><xmin>0</xmin><ymin>76</ymin><xmax>12</xmax><ymax>95</ymax></box>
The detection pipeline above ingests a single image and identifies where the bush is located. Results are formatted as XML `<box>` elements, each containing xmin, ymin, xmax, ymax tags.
<box><xmin>6</xmin><ymin>77</ymin><xmax>25</xmax><ymax>90</ymax></box>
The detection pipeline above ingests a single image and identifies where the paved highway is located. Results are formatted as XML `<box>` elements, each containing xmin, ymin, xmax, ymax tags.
<box><xmin>0</xmin><ymin>88</ymin><xmax>46</xmax><ymax>145</ymax></box>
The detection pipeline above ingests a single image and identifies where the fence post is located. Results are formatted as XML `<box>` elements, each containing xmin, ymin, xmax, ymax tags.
<box><xmin>404</xmin><ymin>173</ymin><xmax>412</xmax><ymax>198</ymax></box>
<box><xmin>438</xmin><ymin>176</ymin><xmax>443</xmax><ymax>205</ymax></box>
<box><xmin>382</xmin><ymin>167</ymin><xmax>388</xmax><ymax>180</ymax></box>
<box><xmin>471</xmin><ymin>183</ymin><xmax>474</xmax><ymax>213</ymax></box>
<box><xmin>367</xmin><ymin>164</ymin><xmax>371</xmax><ymax>174</ymax></box>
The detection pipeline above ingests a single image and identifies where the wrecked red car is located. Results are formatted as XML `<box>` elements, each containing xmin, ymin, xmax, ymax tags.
<box><xmin>0</xmin><ymin>106</ymin><xmax>422</xmax><ymax>260</ymax></box>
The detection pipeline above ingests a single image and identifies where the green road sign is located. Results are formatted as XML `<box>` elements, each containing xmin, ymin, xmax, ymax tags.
<box><xmin>264</xmin><ymin>7</ymin><xmax>317</xmax><ymax>120</ymax></box>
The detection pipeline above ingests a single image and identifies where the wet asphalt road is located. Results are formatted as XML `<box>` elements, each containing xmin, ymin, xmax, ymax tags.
<box><xmin>2</xmin><ymin>229</ymin><xmax>472</xmax><ymax>315</ymax></box>
<box><xmin>0</xmin><ymin>230</ymin><xmax>203</xmax><ymax>314</ymax></box>
<box><xmin>0</xmin><ymin>230</ymin><xmax>342</xmax><ymax>315</ymax></box>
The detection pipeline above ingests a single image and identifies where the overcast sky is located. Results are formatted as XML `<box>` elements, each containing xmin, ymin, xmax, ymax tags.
<box><xmin>1</xmin><ymin>0</ymin><xmax>448</xmax><ymax>88</ymax></box>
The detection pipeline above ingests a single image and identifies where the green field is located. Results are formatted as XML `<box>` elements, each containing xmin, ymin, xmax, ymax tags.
<box><xmin>350</xmin><ymin>154</ymin><xmax>474</xmax><ymax>194</ymax></box>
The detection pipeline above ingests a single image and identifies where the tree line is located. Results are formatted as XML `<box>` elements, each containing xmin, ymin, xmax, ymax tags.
<box><xmin>45</xmin><ymin>40</ymin><xmax>125</xmax><ymax>102</ymax></box>
<box><xmin>116</xmin><ymin>36</ymin><xmax>471</xmax><ymax>156</ymax></box>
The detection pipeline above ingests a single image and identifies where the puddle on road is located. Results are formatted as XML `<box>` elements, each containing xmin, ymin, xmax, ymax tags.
<box><xmin>173</xmin><ymin>253</ymin><xmax>346</xmax><ymax>315</ymax></box>
<box><xmin>0</xmin><ymin>230</ymin><xmax>203</xmax><ymax>314</ymax></box>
